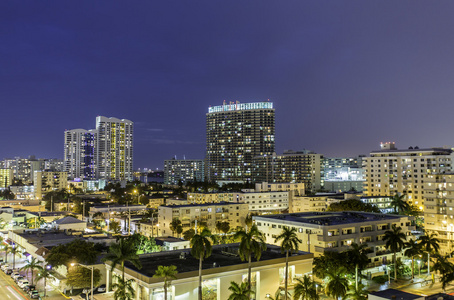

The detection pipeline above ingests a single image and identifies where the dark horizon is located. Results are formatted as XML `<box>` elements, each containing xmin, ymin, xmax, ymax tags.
<box><xmin>2</xmin><ymin>1</ymin><xmax>454</xmax><ymax>170</ymax></box>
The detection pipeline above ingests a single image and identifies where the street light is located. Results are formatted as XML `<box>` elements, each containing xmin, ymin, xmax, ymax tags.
<box><xmin>71</xmin><ymin>262</ymin><xmax>94</xmax><ymax>300</ymax></box>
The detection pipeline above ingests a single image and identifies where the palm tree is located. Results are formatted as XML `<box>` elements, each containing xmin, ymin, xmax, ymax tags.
<box><xmin>346</xmin><ymin>243</ymin><xmax>369</xmax><ymax>290</ymax></box>
<box><xmin>345</xmin><ymin>283</ymin><xmax>368</xmax><ymax>300</ymax></box>
<box><xmin>112</xmin><ymin>274</ymin><xmax>135</xmax><ymax>300</ymax></box>
<box><xmin>191</xmin><ymin>228</ymin><xmax>213</xmax><ymax>300</ymax></box>
<box><xmin>433</xmin><ymin>253</ymin><xmax>454</xmax><ymax>291</ymax></box>
<box><xmin>36</xmin><ymin>266</ymin><xmax>53</xmax><ymax>297</ymax></box>
<box><xmin>20</xmin><ymin>257</ymin><xmax>41</xmax><ymax>285</ymax></box>
<box><xmin>404</xmin><ymin>238</ymin><xmax>421</xmax><ymax>281</ymax></box>
<box><xmin>419</xmin><ymin>232</ymin><xmax>440</xmax><ymax>276</ymax></box>
<box><xmin>390</xmin><ymin>194</ymin><xmax>409</xmax><ymax>214</ymax></box>
<box><xmin>274</xmin><ymin>226</ymin><xmax>302</xmax><ymax>300</ymax></box>
<box><xmin>227</xmin><ymin>281</ymin><xmax>254</xmax><ymax>300</ymax></box>
<box><xmin>3</xmin><ymin>244</ymin><xmax>11</xmax><ymax>263</ymax></box>
<box><xmin>153</xmin><ymin>265</ymin><xmax>178</xmax><ymax>300</ymax></box>
<box><xmin>325</xmin><ymin>267</ymin><xmax>349</xmax><ymax>300</ymax></box>
<box><xmin>383</xmin><ymin>225</ymin><xmax>406</xmax><ymax>281</ymax></box>
<box><xmin>234</xmin><ymin>224</ymin><xmax>266</xmax><ymax>289</ymax></box>
<box><xmin>293</xmin><ymin>275</ymin><xmax>318</xmax><ymax>300</ymax></box>
<box><xmin>102</xmin><ymin>238</ymin><xmax>142</xmax><ymax>281</ymax></box>
<box><xmin>10</xmin><ymin>245</ymin><xmax>21</xmax><ymax>269</ymax></box>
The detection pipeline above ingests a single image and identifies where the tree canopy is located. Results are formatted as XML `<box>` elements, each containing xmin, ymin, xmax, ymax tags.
<box><xmin>66</xmin><ymin>265</ymin><xmax>101</xmax><ymax>288</ymax></box>
<box><xmin>327</xmin><ymin>199</ymin><xmax>381</xmax><ymax>213</ymax></box>
<box><xmin>46</xmin><ymin>239</ymin><xmax>99</xmax><ymax>268</ymax></box>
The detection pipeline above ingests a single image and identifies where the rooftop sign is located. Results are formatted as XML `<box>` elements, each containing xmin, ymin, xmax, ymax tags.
<box><xmin>208</xmin><ymin>102</ymin><xmax>273</xmax><ymax>113</ymax></box>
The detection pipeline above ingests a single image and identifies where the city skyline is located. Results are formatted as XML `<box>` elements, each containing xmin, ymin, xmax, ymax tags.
<box><xmin>2</xmin><ymin>2</ymin><xmax>454</xmax><ymax>169</ymax></box>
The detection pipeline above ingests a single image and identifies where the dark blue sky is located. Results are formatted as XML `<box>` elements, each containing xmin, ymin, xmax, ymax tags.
<box><xmin>2</xmin><ymin>1</ymin><xmax>454</xmax><ymax>169</ymax></box>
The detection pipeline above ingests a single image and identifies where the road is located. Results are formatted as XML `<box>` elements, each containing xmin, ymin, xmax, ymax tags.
<box><xmin>0</xmin><ymin>266</ymin><xmax>30</xmax><ymax>300</ymax></box>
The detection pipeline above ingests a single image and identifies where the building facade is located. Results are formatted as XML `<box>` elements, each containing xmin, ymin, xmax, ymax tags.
<box><xmin>105</xmin><ymin>244</ymin><xmax>313</xmax><ymax>300</ymax></box>
<box><xmin>158</xmin><ymin>202</ymin><xmax>249</xmax><ymax>235</ymax></box>
<box><xmin>206</xmin><ymin>101</ymin><xmax>275</xmax><ymax>183</ymax></box>
<box><xmin>33</xmin><ymin>171</ymin><xmax>68</xmax><ymax>200</ymax></box>
<box><xmin>363</xmin><ymin>142</ymin><xmax>454</xmax><ymax>208</ymax></box>
<box><xmin>252</xmin><ymin>150</ymin><xmax>324</xmax><ymax>192</ymax></box>
<box><xmin>254</xmin><ymin>212</ymin><xmax>415</xmax><ymax>270</ymax></box>
<box><xmin>424</xmin><ymin>173</ymin><xmax>454</xmax><ymax>254</ymax></box>
<box><xmin>164</xmin><ymin>158</ymin><xmax>205</xmax><ymax>185</ymax></box>
<box><xmin>64</xmin><ymin>129</ymin><xmax>97</xmax><ymax>180</ymax></box>
<box><xmin>0</xmin><ymin>168</ymin><xmax>13</xmax><ymax>188</ymax></box>
<box><xmin>96</xmin><ymin>116</ymin><xmax>134</xmax><ymax>181</ymax></box>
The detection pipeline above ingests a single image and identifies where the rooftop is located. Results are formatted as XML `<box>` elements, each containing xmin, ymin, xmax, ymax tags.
<box><xmin>254</xmin><ymin>211</ymin><xmax>402</xmax><ymax>226</ymax></box>
<box><xmin>122</xmin><ymin>243</ymin><xmax>310</xmax><ymax>277</ymax></box>
<box><xmin>370</xmin><ymin>147</ymin><xmax>452</xmax><ymax>155</ymax></box>
<box><xmin>54</xmin><ymin>216</ymin><xmax>85</xmax><ymax>225</ymax></box>
<box><xmin>161</xmin><ymin>201</ymin><xmax>245</xmax><ymax>208</ymax></box>
<box><xmin>369</xmin><ymin>289</ymin><xmax>422</xmax><ymax>300</ymax></box>
<box><xmin>208</xmin><ymin>102</ymin><xmax>273</xmax><ymax>114</ymax></box>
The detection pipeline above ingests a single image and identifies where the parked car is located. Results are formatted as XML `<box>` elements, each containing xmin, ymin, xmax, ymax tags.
<box><xmin>24</xmin><ymin>285</ymin><xmax>36</xmax><ymax>292</ymax></box>
<box><xmin>18</xmin><ymin>280</ymin><xmax>29</xmax><ymax>288</ymax></box>
<box><xmin>97</xmin><ymin>284</ymin><xmax>106</xmax><ymax>293</ymax></box>
<box><xmin>29</xmin><ymin>290</ymin><xmax>40</xmax><ymax>299</ymax></box>
<box><xmin>5</xmin><ymin>269</ymin><xmax>13</xmax><ymax>275</ymax></box>
<box><xmin>11</xmin><ymin>272</ymin><xmax>21</xmax><ymax>280</ymax></box>
<box><xmin>1</xmin><ymin>264</ymin><xmax>9</xmax><ymax>271</ymax></box>
<box><xmin>14</xmin><ymin>276</ymin><xmax>24</xmax><ymax>283</ymax></box>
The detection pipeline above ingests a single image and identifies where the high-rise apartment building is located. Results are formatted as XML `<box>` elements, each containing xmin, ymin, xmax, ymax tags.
<box><xmin>206</xmin><ymin>101</ymin><xmax>275</xmax><ymax>183</ymax></box>
<box><xmin>252</xmin><ymin>150</ymin><xmax>323</xmax><ymax>193</ymax></box>
<box><xmin>0</xmin><ymin>168</ymin><xmax>13</xmax><ymax>188</ymax></box>
<box><xmin>64</xmin><ymin>116</ymin><xmax>133</xmax><ymax>182</ymax></box>
<box><xmin>363</xmin><ymin>142</ymin><xmax>454</xmax><ymax>208</ymax></box>
<box><xmin>64</xmin><ymin>129</ymin><xmax>97</xmax><ymax>180</ymax></box>
<box><xmin>96</xmin><ymin>116</ymin><xmax>134</xmax><ymax>181</ymax></box>
<box><xmin>424</xmin><ymin>173</ymin><xmax>454</xmax><ymax>254</ymax></box>
<box><xmin>164</xmin><ymin>158</ymin><xmax>204</xmax><ymax>185</ymax></box>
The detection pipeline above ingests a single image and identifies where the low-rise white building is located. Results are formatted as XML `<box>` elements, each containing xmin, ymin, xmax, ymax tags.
<box><xmin>254</xmin><ymin>212</ymin><xmax>415</xmax><ymax>270</ymax></box>
<box><xmin>105</xmin><ymin>244</ymin><xmax>313</xmax><ymax>300</ymax></box>
<box><xmin>158</xmin><ymin>202</ymin><xmax>249</xmax><ymax>235</ymax></box>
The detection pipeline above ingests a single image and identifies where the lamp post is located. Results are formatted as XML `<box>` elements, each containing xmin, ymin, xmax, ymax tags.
<box><xmin>71</xmin><ymin>262</ymin><xmax>94</xmax><ymax>300</ymax></box>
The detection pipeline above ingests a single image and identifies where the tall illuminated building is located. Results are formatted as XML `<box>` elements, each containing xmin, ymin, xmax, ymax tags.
<box><xmin>64</xmin><ymin>129</ymin><xmax>97</xmax><ymax>180</ymax></box>
<box><xmin>96</xmin><ymin>116</ymin><xmax>134</xmax><ymax>181</ymax></box>
<box><xmin>363</xmin><ymin>142</ymin><xmax>454</xmax><ymax>208</ymax></box>
<box><xmin>206</xmin><ymin>101</ymin><xmax>275</xmax><ymax>183</ymax></box>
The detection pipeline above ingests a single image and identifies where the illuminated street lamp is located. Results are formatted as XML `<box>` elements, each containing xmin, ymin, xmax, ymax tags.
<box><xmin>71</xmin><ymin>262</ymin><xmax>94</xmax><ymax>300</ymax></box>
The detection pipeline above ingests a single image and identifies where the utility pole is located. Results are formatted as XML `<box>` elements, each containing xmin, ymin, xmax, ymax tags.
<box><xmin>51</xmin><ymin>196</ymin><xmax>53</xmax><ymax>212</ymax></box>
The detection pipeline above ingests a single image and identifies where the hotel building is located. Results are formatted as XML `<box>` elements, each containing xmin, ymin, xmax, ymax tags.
<box><xmin>206</xmin><ymin>101</ymin><xmax>275</xmax><ymax>183</ymax></box>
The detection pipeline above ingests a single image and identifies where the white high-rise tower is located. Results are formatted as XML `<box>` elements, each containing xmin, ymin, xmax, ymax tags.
<box><xmin>96</xmin><ymin>116</ymin><xmax>134</xmax><ymax>181</ymax></box>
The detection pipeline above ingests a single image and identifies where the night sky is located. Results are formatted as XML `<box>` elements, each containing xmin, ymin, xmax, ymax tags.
<box><xmin>2</xmin><ymin>1</ymin><xmax>454</xmax><ymax>170</ymax></box>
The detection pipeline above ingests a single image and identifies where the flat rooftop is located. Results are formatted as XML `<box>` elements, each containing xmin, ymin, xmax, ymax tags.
<box><xmin>370</xmin><ymin>289</ymin><xmax>422</xmax><ymax>300</ymax></box>
<box><xmin>14</xmin><ymin>230</ymin><xmax>113</xmax><ymax>247</ymax></box>
<box><xmin>122</xmin><ymin>244</ymin><xmax>310</xmax><ymax>277</ymax></box>
<box><xmin>161</xmin><ymin>202</ymin><xmax>245</xmax><ymax>208</ymax></box>
<box><xmin>370</xmin><ymin>147</ymin><xmax>452</xmax><ymax>155</ymax></box>
<box><xmin>254</xmin><ymin>211</ymin><xmax>402</xmax><ymax>226</ymax></box>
